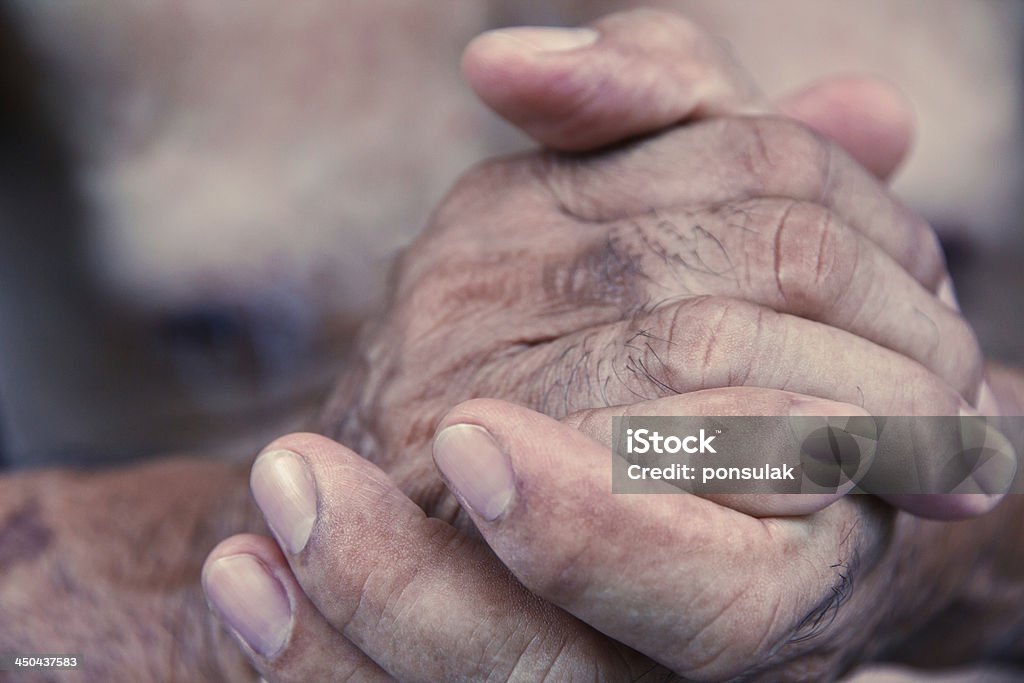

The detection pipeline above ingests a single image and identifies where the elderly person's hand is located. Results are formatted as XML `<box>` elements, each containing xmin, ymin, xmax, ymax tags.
<box><xmin>321</xmin><ymin>7</ymin><xmax>998</xmax><ymax>523</ymax></box>
<box><xmin>204</xmin><ymin>8</ymin><xmax>1019</xmax><ymax>681</ymax></box>
<box><xmin>322</xmin><ymin>114</ymin><xmax>987</xmax><ymax>522</ymax></box>
<box><xmin>203</xmin><ymin>411</ymin><xmax>1021</xmax><ymax>681</ymax></box>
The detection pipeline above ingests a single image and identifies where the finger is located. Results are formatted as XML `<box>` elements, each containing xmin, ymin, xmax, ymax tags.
<box><xmin>542</xmin><ymin>115</ymin><xmax>944</xmax><ymax>289</ymax></box>
<box><xmin>520</xmin><ymin>295</ymin><xmax>967</xmax><ymax>418</ymax></box>
<box><xmin>777</xmin><ymin>75</ymin><xmax>915</xmax><ymax>181</ymax></box>
<box><xmin>246</xmin><ymin>433</ymin><xmax>653</xmax><ymax>682</ymax></box>
<box><xmin>596</xmin><ymin>198</ymin><xmax>982</xmax><ymax>398</ymax></box>
<box><xmin>561</xmin><ymin>387</ymin><xmax>1014</xmax><ymax>520</ymax></box>
<box><xmin>462</xmin><ymin>8</ymin><xmax>764</xmax><ymax>152</ymax></box>
<box><xmin>432</xmin><ymin>398</ymin><xmax>871</xmax><ymax>680</ymax></box>
<box><xmin>867</xmin><ymin>411</ymin><xmax>1017</xmax><ymax>519</ymax></box>
<box><xmin>515</xmin><ymin>296</ymin><xmax>1010</xmax><ymax>518</ymax></box>
<box><xmin>560</xmin><ymin>387</ymin><xmax>869</xmax><ymax>517</ymax></box>
<box><xmin>203</xmin><ymin>534</ymin><xmax>392</xmax><ymax>683</ymax></box>
<box><xmin>465</xmin><ymin>9</ymin><xmax>914</xmax><ymax>181</ymax></box>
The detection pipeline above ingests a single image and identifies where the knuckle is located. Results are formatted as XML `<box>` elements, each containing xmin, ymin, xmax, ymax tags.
<box><xmin>721</xmin><ymin>117</ymin><xmax>830</xmax><ymax>197</ymax></box>
<box><xmin>657</xmin><ymin>297</ymin><xmax>767</xmax><ymax>389</ymax></box>
<box><xmin>771</xmin><ymin>200</ymin><xmax>852</xmax><ymax>314</ymax></box>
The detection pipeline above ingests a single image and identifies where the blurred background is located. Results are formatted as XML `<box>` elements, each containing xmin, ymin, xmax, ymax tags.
<box><xmin>0</xmin><ymin>0</ymin><xmax>1021</xmax><ymax>469</ymax></box>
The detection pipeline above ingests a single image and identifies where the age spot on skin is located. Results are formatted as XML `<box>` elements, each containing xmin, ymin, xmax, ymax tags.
<box><xmin>542</xmin><ymin>231</ymin><xmax>646</xmax><ymax>316</ymax></box>
<box><xmin>0</xmin><ymin>501</ymin><xmax>53</xmax><ymax>570</ymax></box>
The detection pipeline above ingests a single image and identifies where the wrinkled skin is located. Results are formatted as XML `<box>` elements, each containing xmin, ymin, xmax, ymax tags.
<box><xmin>323</xmin><ymin>114</ymin><xmax>982</xmax><ymax>527</ymax></box>
<box><xmin>211</xmin><ymin>417</ymin><xmax>1024</xmax><ymax>680</ymax></box>
<box><xmin>2</xmin><ymin>3</ymin><xmax>1019</xmax><ymax>678</ymax></box>
<box><xmin>252</xmin><ymin>115</ymin><xmax>992</xmax><ymax>679</ymax></box>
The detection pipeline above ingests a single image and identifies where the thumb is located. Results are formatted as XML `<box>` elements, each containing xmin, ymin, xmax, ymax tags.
<box><xmin>462</xmin><ymin>8</ymin><xmax>764</xmax><ymax>152</ymax></box>
<box><xmin>464</xmin><ymin>9</ymin><xmax>913</xmax><ymax>180</ymax></box>
<box><xmin>777</xmin><ymin>75</ymin><xmax>915</xmax><ymax>180</ymax></box>
<box><xmin>430</xmin><ymin>394</ymin><xmax>859</xmax><ymax>679</ymax></box>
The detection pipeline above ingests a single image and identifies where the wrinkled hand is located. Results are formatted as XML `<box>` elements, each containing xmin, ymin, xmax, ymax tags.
<box><xmin>323</xmin><ymin>108</ymin><xmax>987</xmax><ymax>522</ymax></box>
<box><xmin>204</xmin><ymin>404</ymin><xmax>1010</xmax><ymax>681</ymax></box>
<box><xmin>207</xmin><ymin>8</ymin><xmax>1010</xmax><ymax>682</ymax></box>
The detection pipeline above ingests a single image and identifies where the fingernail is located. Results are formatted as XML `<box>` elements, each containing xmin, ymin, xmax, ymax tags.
<box><xmin>938</xmin><ymin>275</ymin><xmax>961</xmax><ymax>310</ymax></box>
<box><xmin>433</xmin><ymin>424</ymin><xmax>515</xmax><ymax>521</ymax></box>
<box><xmin>959</xmin><ymin>409</ymin><xmax>1018</xmax><ymax>495</ymax></box>
<box><xmin>487</xmin><ymin>27</ymin><xmax>599</xmax><ymax>53</ymax></box>
<box><xmin>204</xmin><ymin>555</ymin><xmax>291</xmax><ymax>658</ymax></box>
<box><xmin>251</xmin><ymin>450</ymin><xmax>317</xmax><ymax>554</ymax></box>
<box><xmin>977</xmin><ymin>380</ymin><xmax>1001</xmax><ymax>417</ymax></box>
